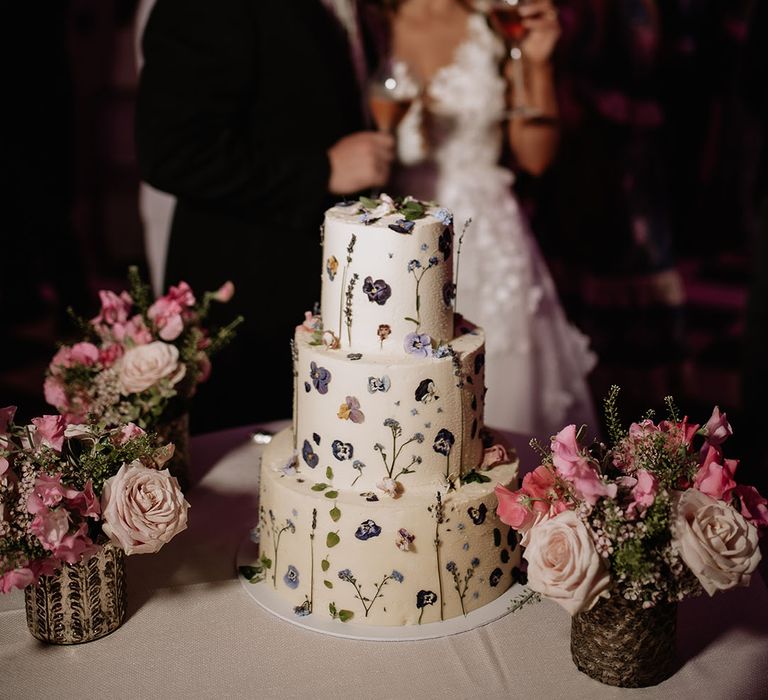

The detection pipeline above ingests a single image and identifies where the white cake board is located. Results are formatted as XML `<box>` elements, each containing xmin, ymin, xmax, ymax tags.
<box><xmin>236</xmin><ymin>534</ymin><xmax>526</xmax><ymax>642</ymax></box>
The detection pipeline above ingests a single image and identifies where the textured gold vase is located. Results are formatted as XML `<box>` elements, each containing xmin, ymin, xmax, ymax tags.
<box><xmin>571</xmin><ymin>594</ymin><xmax>677</xmax><ymax>687</ymax></box>
<box><xmin>24</xmin><ymin>542</ymin><xmax>127</xmax><ymax>644</ymax></box>
<box><xmin>156</xmin><ymin>412</ymin><xmax>191</xmax><ymax>490</ymax></box>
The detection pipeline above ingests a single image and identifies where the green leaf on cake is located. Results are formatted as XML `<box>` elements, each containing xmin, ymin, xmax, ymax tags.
<box><xmin>338</xmin><ymin>610</ymin><xmax>354</xmax><ymax>622</ymax></box>
<box><xmin>238</xmin><ymin>566</ymin><xmax>259</xmax><ymax>580</ymax></box>
<box><xmin>326</xmin><ymin>466</ymin><xmax>334</xmax><ymax>480</ymax></box>
<box><xmin>329</xmin><ymin>602</ymin><xmax>338</xmax><ymax>617</ymax></box>
<box><xmin>321</xmin><ymin>557</ymin><xmax>330</xmax><ymax>572</ymax></box>
<box><xmin>325</xmin><ymin>490</ymin><xmax>339</xmax><ymax>499</ymax></box>
<box><xmin>327</xmin><ymin>531</ymin><xmax>340</xmax><ymax>548</ymax></box>
<box><xmin>401</xmin><ymin>200</ymin><xmax>425</xmax><ymax>221</ymax></box>
<box><xmin>461</xmin><ymin>470</ymin><xmax>491</xmax><ymax>485</ymax></box>
<box><xmin>360</xmin><ymin>196</ymin><xmax>379</xmax><ymax>209</ymax></box>
<box><xmin>311</xmin><ymin>483</ymin><xmax>329</xmax><ymax>492</ymax></box>
<box><xmin>324</xmin><ymin>580</ymin><xmax>333</xmax><ymax>589</ymax></box>
<box><xmin>404</xmin><ymin>317</ymin><xmax>419</xmax><ymax>325</ymax></box>
<box><xmin>260</xmin><ymin>553</ymin><xmax>272</xmax><ymax>569</ymax></box>
<box><xmin>329</xmin><ymin>505</ymin><xmax>341</xmax><ymax>522</ymax></box>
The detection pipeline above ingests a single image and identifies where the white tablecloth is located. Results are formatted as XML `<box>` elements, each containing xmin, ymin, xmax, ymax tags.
<box><xmin>2</xmin><ymin>422</ymin><xmax>767</xmax><ymax>700</ymax></box>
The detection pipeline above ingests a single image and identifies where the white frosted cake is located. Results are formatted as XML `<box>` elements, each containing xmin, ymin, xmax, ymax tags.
<box><xmin>253</xmin><ymin>196</ymin><xmax>520</xmax><ymax>626</ymax></box>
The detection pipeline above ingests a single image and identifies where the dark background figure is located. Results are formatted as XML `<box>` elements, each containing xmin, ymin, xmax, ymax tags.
<box><xmin>135</xmin><ymin>0</ymin><xmax>393</xmax><ymax>432</ymax></box>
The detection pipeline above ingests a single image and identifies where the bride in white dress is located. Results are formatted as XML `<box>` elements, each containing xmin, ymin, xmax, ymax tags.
<box><xmin>385</xmin><ymin>0</ymin><xmax>597</xmax><ymax>438</ymax></box>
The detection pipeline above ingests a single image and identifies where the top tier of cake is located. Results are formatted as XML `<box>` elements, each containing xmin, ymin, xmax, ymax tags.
<box><xmin>319</xmin><ymin>199</ymin><xmax>454</xmax><ymax>356</ymax></box>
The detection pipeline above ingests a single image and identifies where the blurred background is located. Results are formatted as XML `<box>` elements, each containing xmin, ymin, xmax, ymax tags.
<box><xmin>1</xmin><ymin>0</ymin><xmax>764</xmax><ymax>481</ymax></box>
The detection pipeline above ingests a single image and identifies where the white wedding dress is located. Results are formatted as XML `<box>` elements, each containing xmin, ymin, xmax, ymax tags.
<box><xmin>391</xmin><ymin>13</ymin><xmax>597</xmax><ymax>438</ymax></box>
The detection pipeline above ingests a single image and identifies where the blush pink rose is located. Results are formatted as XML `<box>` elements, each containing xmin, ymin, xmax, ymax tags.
<box><xmin>93</xmin><ymin>289</ymin><xmax>133</xmax><ymax>326</ymax></box>
<box><xmin>31</xmin><ymin>415</ymin><xmax>67</xmax><ymax>452</ymax></box>
<box><xmin>702</xmin><ymin>406</ymin><xmax>733</xmax><ymax>446</ymax></box>
<box><xmin>523</xmin><ymin>510</ymin><xmax>611</xmax><ymax>615</ymax></box>
<box><xmin>694</xmin><ymin>446</ymin><xmax>737</xmax><ymax>501</ymax></box>
<box><xmin>50</xmin><ymin>342</ymin><xmax>100</xmax><ymax>371</ymax></box>
<box><xmin>481</xmin><ymin>444</ymin><xmax>509</xmax><ymax>469</ymax></box>
<box><xmin>27</xmin><ymin>473</ymin><xmax>80</xmax><ymax>514</ymax></box>
<box><xmin>117</xmin><ymin>341</ymin><xmax>186</xmax><ymax>395</ymax></box>
<box><xmin>672</xmin><ymin>489</ymin><xmax>761</xmax><ymax>596</ymax></box>
<box><xmin>101</xmin><ymin>461</ymin><xmax>189</xmax><ymax>555</ymax></box>
<box><xmin>734</xmin><ymin>485</ymin><xmax>768</xmax><ymax>528</ymax></box>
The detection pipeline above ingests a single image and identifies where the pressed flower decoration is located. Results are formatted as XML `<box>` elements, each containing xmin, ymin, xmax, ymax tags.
<box><xmin>496</xmin><ymin>388</ymin><xmax>767</xmax><ymax>616</ymax></box>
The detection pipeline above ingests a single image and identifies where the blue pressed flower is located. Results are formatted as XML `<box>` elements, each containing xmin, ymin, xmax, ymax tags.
<box><xmin>414</xmin><ymin>433</ymin><xmax>424</xmax><ymax>443</ymax></box>
<box><xmin>293</xmin><ymin>600</ymin><xmax>312</xmax><ymax>617</ymax></box>
<box><xmin>404</xmin><ymin>332</ymin><xmax>432</xmax><ymax>358</ymax></box>
<box><xmin>355</xmin><ymin>519</ymin><xmax>382</xmax><ymax>540</ymax></box>
<box><xmin>388</xmin><ymin>218</ymin><xmax>415</xmax><ymax>234</ymax></box>
<box><xmin>391</xmin><ymin>570</ymin><xmax>404</xmax><ymax>583</ymax></box>
<box><xmin>428</xmin><ymin>255</ymin><xmax>439</xmax><ymax>267</ymax></box>
<box><xmin>352</xmin><ymin>459</ymin><xmax>365</xmax><ymax>470</ymax></box>
<box><xmin>446</xmin><ymin>561</ymin><xmax>458</xmax><ymax>574</ymax></box>
<box><xmin>407</xmin><ymin>259</ymin><xmax>421</xmax><ymax>272</ymax></box>
<box><xmin>331</xmin><ymin>440</ymin><xmax>353</xmax><ymax>461</ymax></box>
<box><xmin>309</xmin><ymin>361</ymin><xmax>331</xmax><ymax>394</ymax></box>
<box><xmin>434</xmin><ymin>208</ymin><xmax>453</xmax><ymax>226</ymax></box>
<box><xmin>301</xmin><ymin>439</ymin><xmax>318</xmax><ymax>468</ymax></box>
<box><xmin>411</xmin><ymin>408</ymin><xmax>418</xmax><ymax>416</ymax></box>
<box><xmin>416</xmin><ymin>590</ymin><xmax>438</xmax><ymax>608</ymax></box>
<box><xmin>489</xmin><ymin>567</ymin><xmax>503</xmax><ymax>587</ymax></box>
<box><xmin>368</xmin><ymin>375</ymin><xmax>391</xmax><ymax>393</ymax></box>
<box><xmin>338</xmin><ymin>568</ymin><xmax>354</xmax><ymax>582</ymax></box>
<box><xmin>471</xmin><ymin>557</ymin><xmax>480</xmax><ymax>567</ymax></box>
<box><xmin>383</xmin><ymin>418</ymin><xmax>400</xmax><ymax>430</ymax></box>
<box><xmin>283</xmin><ymin>565</ymin><xmax>300</xmax><ymax>589</ymax></box>
<box><xmin>468</xmin><ymin>503</ymin><xmax>488</xmax><ymax>525</ymax></box>
<box><xmin>442</xmin><ymin>282</ymin><xmax>456</xmax><ymax>307</ymax></box>
<box><xmin>434</xmin><ymin>343</ymin><xmax>451</xmax><ymax>358</ymax></box>
<box><xmin>286</xmin><ymin>519</ymin><xmax>296</xmax><ymax>533</ymax></box>
<box><xmin>432</xmin><ymin>428</ymin><xmax>455</xmax><ymax>456</ymax></box>
<box><xmin>359</xmin><ymin>211</ymin><xmax>372</xmax><ymax>224</ymax></box>
<box><xmin>415</xmin><ymin>378</ymin><xmax>438</xmax><ymax>403</ymax></box>
<box><xmin>420</xmin><ymin>242</ymin><xmax>429</xmax><ymax>251</ymax></box>
<box><xmin>362</xmin><ymin>276</ymin><xmax>392</xmax><ymax>305</ymax></box>
<box><xmin>312</xmin><ymin>432</ymin><xmax>321</xmax><ymax>445</ymax></box>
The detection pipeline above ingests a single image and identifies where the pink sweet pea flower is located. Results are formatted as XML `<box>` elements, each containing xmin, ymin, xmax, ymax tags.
<box><xmin>694</xmin><ymin>445</ymin><xmax>738</xmax><ymax>501</ymax></box>
<box><xmin>67</xmin><ymin>481</ymin><xmax>101</xmax><ymax>519</ymax></box>
<box><xmin>213</xmin><ymin>281</ymin><xmax>234</xmax><ymax>303</ymax></box>
<box><xmin>701</xmin><ymin>406</ymin><xmax>733</xmax><ymax>446</ymax></box>
<box><xmin>31</xmin><ymin>415</ymin><xmax>67</xmax><ymax>452</ymax></box>
<box><xmin>567</xmin><ymin>462</ymin><xmax>618</xmax><ymax>506</ymax></box>
<box><xmin>112</xmin><ymin>315</ymin><xmax>153</xmax><ymax>345</ymax></box>
<box><xmin>522</xmin><ymin>465</ymin><xmax>556</xmax><ymax>500</ymax></box>
<box><xmin>99</xmin><ymin>343</ymin><xmax>124</xmax><ymax>368</ymax></box>
<box><xmin>0</xmin><ymin>566</ymin><xmax>37</xmax><ymax>594</ymax></box>
<box><xmin>148</xmin><ymin>297</ymin><xmax>185</xmax><ymax>341</ymax></box>
<box><xmin>166</xmin><ymin>281</ymin><xmax>196</xmax><ymax>308</ymax></box>
<box><xmin>626</xmin><ymin>469</ymin><xmax>658</xmax><ymax>518</ymax></box>
<box><xmin>30</xmin><ymin>513</ymin><xmax>97</xmax><ymax>565</ymax></box>
<box><xmin>27</xmin><ymin>473</ymin><xmax>81</xmax><ymax>514</ymax></box>
<box><xmin>114</xmin><ymin>423</ymin><xmax>146</xmax><ymax>445</ymax></box>
<box><xmin>551</xmin><ymin>425</ymin><xmax>583</xmax><ymax>476</ymax></box>
<box><xmin>50</xmin><ymin>342</ymin><xmax>100</xmax><ymax>370</ymax></box>
<box><xmin>734</xmin><ymin>485</ymin><xmax>768</xmax><ymax>528</ymax></box>
<box><xmin>43</xmin><ymin>376</ymin><xmax>69</xmax><ymax>411</ymax></box>
<box><xmin>93</xmin><ymin>290</ymin><xmax>133</xmax><ymax>326</ymax></box>
<box><xmin>496</xmin><ymin>484</ymin><xmax>538</xmax><ymax>531</ymax></box>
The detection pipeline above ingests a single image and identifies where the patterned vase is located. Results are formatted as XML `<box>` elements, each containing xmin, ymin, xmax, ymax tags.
<box><xmin>156</xmin><ymin>412</ymin><xmax>191</xmax><ymax>491</ymax></box>
<box><xmin>24</xmin><ymin>542</ymin><xmax>127</xmax><ymax>644</ymax></box>
<box><xmin>570</xmin><ymin>594</ymin><xmax>677</xmax><ymax>687</ymax></box>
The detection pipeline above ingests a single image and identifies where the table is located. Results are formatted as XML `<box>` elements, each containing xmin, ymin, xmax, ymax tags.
<box><xmin>2</xmin><ymin>422</ymin><xmax>767</xmax><ymax>700</ymax></box>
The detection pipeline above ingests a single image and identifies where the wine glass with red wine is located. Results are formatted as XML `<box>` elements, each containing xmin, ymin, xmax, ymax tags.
<box><xmin>486</xmin><ymin>0</ymin><xmax>538</xmax><ymax>117</ymax></box>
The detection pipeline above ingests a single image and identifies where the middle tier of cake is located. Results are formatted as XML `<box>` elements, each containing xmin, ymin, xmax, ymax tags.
<box><xmin>292</xmin><ymin>323</ymin><xmax>487</xmax><ymax>493</ymax></box>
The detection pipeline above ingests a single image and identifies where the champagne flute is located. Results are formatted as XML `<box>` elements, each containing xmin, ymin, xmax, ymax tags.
<box><xmin>368</xmin><ymin>61</ymin><xmax>413</xmax><ymax>135</ymax></box>
<box><xmin>485</xmin><ymin>0</ymin><xmax>539</xmax><ymax>118</ymax></box>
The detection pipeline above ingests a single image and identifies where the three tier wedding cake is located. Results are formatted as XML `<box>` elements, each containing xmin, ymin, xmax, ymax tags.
<box><xmin>254</xmin><ymin>196</ymin><xmax>520</xmax><ymax>625</ymax></box>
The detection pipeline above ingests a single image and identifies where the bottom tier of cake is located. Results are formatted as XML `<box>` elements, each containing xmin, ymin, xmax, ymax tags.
<box><xmin>256</xmin><ymin>429</ymin><xmax>521</xmax><ymax>626</ymax></box>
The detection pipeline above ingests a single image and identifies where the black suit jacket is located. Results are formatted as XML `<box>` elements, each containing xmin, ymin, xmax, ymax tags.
<box><xmin>136</xmin><ymin>0</ymin><xmax>366</xmax><ymax>431</ymax></box>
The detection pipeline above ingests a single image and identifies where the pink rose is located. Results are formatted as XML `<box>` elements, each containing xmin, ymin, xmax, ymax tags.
<box><xmin>481</xmin><ymin>444</ymin><xmax>509</xmax><ymax>469</ymax></box>
<box><xmin>31</xmin><ymin>415</ymin><xmax>67</xmax><ymax>452</ymax></box>
<box><xmin>626</xmin><ymin>469</ymin><xmax>658</xmax><ymax>518</ymax></box>
<box><xmin>112</xmin><ymin>315</ymin><xmax>153</xmax><ymax>345</ymax></box>
<box><xmin>524</xmin><ymin>510</ymin><xmax>611</xmax><ymax>615</ymax></box>
<box><xmin>213</xmin><ymin>280</ymin><xmax>235</xmax><ymax>303</ymax></box>
<box><xmin>0</xmin><ymin>567</ymin><xmax>37</xmax><ymax>594</ymax></box>
<box><xmin>734</xmin><ymin>485</ymin><xmax>768</xmax><ymax>528</ymax></box>
<box><xmin>101</xmin><ymin>461</ymin><xmax>189</xmax><ymax>555</ymax></box>
<box><xmin>701</xmin><ymin>406</ymin><xmax>733</xmax><ymax>446</ymax></box>
<box><xmin>27</xmin><ymin>473</ymin><xmax>80</xmax><ymax>514</ymax></box>
<box><xmin>551</xmin><ymin>424</ymin><xmax>583</xmax><ymax>476</ymax></box>
<box><xmin>694</xmin><ymin>446</ymin><xmax>737</xmax><ymax>501</ymax></box>
<box><xmin>522</xmin><ymin>465</ymin><xmax>556</xmax><ymax>500</ymax></box>
<box><xmin>672</xmin><ymin>489</ymin><xmax>761</xmax><ymax>596</ymax></box>
<box><xmin>93</xmin><ymin>290</ymin><xmax>133</xmax><ymax>326</ymax></box>
<box><xmin>117</xmin><ymin>341</ymin><xmax>186</xmax><ymax>394</ymax></box>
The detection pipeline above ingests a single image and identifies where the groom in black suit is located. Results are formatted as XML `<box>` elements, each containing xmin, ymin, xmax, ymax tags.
<box><xmin>136</xmin><ymin>0</ymin><xmax>393</xmax><ymax>432</ymax></box>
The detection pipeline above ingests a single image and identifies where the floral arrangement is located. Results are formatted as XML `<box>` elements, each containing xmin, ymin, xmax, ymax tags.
<box><xmin>496</xmin><ymin>388</ymin><xmax>767</xmax><ymax>614</ymax></box>
<box><xmin>44</xmin><ymin>267</ymin><xmax>242</xmax><ymax>429</ymax></box>
<box><xmin>0</xmin><ymin>408</ymin><xmax>190</xmax><ymax>593</ymax></box>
